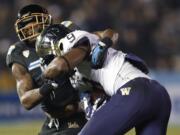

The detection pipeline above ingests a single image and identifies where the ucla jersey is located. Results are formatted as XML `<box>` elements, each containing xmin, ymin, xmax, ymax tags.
<box><xmin>6</xmin><ymin>22</ymin><xmax>81</xmax><ymax>115</ymax></box>
<box><xmin>6</xmin><ymin>41</ymin><xmax>43</xmax><ymax>86</ymax></box>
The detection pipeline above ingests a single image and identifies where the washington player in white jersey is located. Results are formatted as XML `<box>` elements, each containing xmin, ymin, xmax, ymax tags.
<box><xmin>36</xmin><ymin>24</ymin><xmax>171</xmax><ymax>135</ymax></box>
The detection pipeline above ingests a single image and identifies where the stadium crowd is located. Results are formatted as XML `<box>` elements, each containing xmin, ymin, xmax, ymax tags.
<box><xmin>0</xmin><ymin>0</ymin><xmax>180</xmax><ymax>92</ymax></box>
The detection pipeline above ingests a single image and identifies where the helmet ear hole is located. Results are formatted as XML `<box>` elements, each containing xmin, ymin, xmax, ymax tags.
<box><xmin>59</xmin><ymin>43</ymin><xmax>63</xmax><ymax>50</ymax></box>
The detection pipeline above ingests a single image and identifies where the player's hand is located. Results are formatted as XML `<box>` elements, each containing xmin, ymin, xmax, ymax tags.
<box><xmin>39</xmin><ymin>79</ymin><xmax>58</xmax><ymax>97</ymax></box>
<box><xmin>45</xmin><ymin>79</ymin><xmax>58</xmax><ymax>89</ymax></box>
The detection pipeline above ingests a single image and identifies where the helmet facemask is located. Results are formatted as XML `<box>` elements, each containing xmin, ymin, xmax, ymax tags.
<box><xmin>36</xmin><ymin>32</ymin><xmax>62</xmax><ymax>58</ymax></box>
<box><xmin>15</xmin><ymin>13</ymin><xmax>52</xmax><ymax>42</ymax></box>
<box><xmin>36</xmin><ymin>24</ymin><xmax>71</xmax><ymax>58</ymax></box>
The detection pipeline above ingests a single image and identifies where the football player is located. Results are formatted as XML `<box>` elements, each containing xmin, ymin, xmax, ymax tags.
<box><xmin>6</xmin><ymin>4</ymin><xmax>87</xmax><ymax>135</ymax></box>
<box><xmin>36</xmin><ymin>25</ymin><xmax>171</xmax><ymax>135</ymax></box>
<box><xmin>6</xmin><ymin>4</ymin><xmax>116</xmax><ymax>134</ymax></box>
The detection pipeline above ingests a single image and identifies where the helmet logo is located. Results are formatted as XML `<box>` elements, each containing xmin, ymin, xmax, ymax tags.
<box><xmin>23</xmin><ymin>50</ymin><xmax>30</xmax><ymax>58</ymax></box>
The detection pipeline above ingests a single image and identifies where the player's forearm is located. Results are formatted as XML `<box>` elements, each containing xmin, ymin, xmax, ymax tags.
<box><xmin>20</xmin><ymin>88</ymin><xmax>43</xmax><ymax>110</ymax></box>
<box><xmin>43</xmin><ymin>56</ymin><xmax>68</xmax><ymax>79</ymax></box>
<box><xmin>16</xmin><ymin>78</ymin><xmax>42</xmax><ymax>110</ymax></box>
<box><xmin>43</xmin><ymin>46</ymin><xmax>89</xmax><ymax>79</ymax></box>
<box><xmin>12</xmin><ymin>60</ymin><xmax>44</xmax><ymax>110</ymax></box>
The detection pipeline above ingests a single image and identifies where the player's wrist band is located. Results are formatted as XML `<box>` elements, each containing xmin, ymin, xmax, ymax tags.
<box><xmin>78</xmin><ymin>46</ymin><xmax>91</xmax><ymax>60</ymax></box>
<box><xmin>60</xmin><ymin>56</ymin><xmax>71</xmax><ymax>71</ymax></box>
<box><xmin>77</xmin><ymin>46</ymin><xmax>89</xmax><ymax>54</ymax></box>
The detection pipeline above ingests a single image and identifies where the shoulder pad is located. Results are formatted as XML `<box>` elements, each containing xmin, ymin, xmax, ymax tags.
<box><xmin>125</xmin><ymin>53</ymin><xmax>149</xmax><ymax>74</ymax></box>
<box><xmin>6</xmin><ymin>42</ymin><xmax>26</xmax><ymax>68</ymax></box>
<box><xmin>61</xmin><ymin>20</ymin><xmax>81</xmax><ymax>31</ymax></box>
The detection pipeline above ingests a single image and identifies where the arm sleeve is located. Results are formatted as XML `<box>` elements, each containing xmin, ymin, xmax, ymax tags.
<box><xmin>6</xmin><ymin>44</ymin><xmax>27</xmax><ymax>69</ymax></box>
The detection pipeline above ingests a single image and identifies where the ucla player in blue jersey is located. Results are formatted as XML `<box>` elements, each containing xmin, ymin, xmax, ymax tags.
<box><xmin>6</xmin><ymin>4</ymin><xmax>88</xmax><ymax>135</ymax></box>
<box><xmin>36</xmin><ymin>25</ymin><xmax>171</xmax><ymax>135</ymax></box>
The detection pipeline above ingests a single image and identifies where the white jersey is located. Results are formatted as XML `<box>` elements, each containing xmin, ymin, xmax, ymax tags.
<box><xmin>58</xmin><ymin>30</ymin><xmax>99</xmax><ymax>55</ymax></box>
<box><xmin>58</xmin><ymin>30</ymin><xmax>99</xmax><ymax>91</ymax></box>
<box><xmin>59</xmin><ymin>30</ymin><xmax>150</xmax><ymax>96</ymax></box>
<box><xmin>90</xmin><ymin>48</ymin><xmax>150</xmax><ymax>96</ymax></box>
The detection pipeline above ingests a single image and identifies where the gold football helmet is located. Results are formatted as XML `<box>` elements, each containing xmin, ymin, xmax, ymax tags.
<box><xmin>15</xmin><ymin>4</ymin><xmax>52</xmax><ymax>41</ymax></box>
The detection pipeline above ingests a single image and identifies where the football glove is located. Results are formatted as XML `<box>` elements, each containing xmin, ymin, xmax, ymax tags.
<box><xmin>39</xmin><ymin>79</ymin><xmax>58</xmax><ymax>97</ymax></box>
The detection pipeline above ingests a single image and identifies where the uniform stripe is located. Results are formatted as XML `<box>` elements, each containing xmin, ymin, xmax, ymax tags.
<box><xmin>28</xmin><ymin>59</ymin><xmax>41</xmax><ymax>71</ymax></box>
<box><xmin>29</xmin><ymin>59</ymin><xmax>41</xmax><ymax>66</ymax></box>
